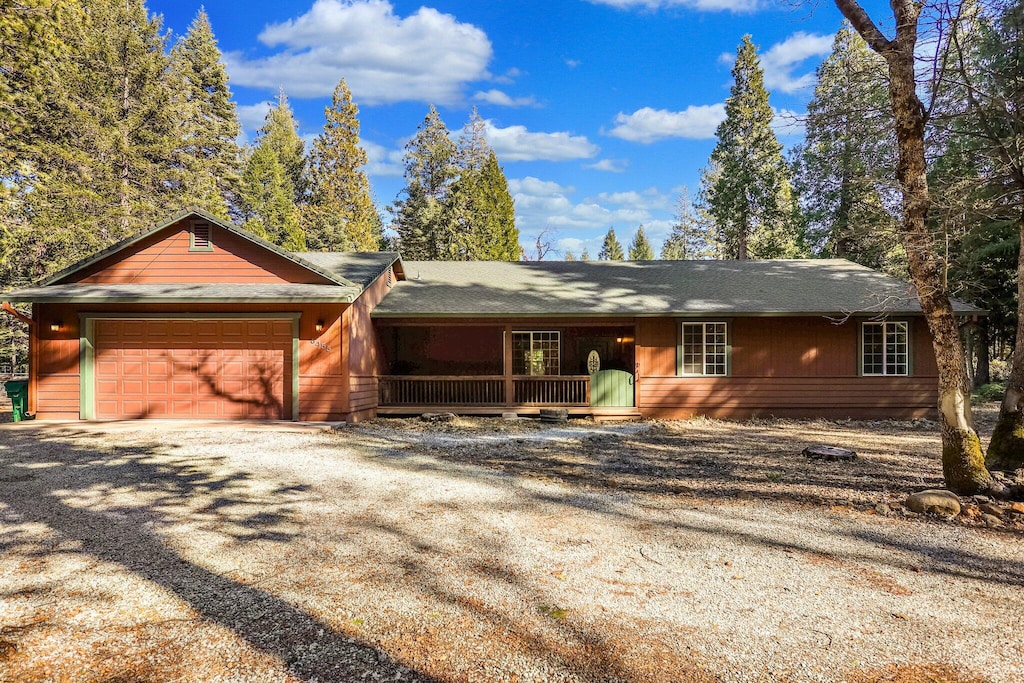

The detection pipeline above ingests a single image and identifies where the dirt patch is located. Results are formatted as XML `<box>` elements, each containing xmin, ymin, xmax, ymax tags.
<box><xmin>1</xmin><ymin>413</ymin><xmax>1021</xmax><ymax>682</ymax></box>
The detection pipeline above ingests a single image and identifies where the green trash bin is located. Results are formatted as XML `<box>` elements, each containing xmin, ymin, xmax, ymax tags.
<box><xmin>4</xmin><ymin>380</ymin><xmax>29</xmax><ymax>422</ymax></box>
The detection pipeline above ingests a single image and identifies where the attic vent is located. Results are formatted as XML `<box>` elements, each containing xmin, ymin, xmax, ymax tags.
<box><xmin>386</xmin><ymin>269</ymin><xmax>394</xmax><ymax>288</ymax></box>
<box><xmin>190</xmin><ymin>222</ymin><xmax>213</xmax><ymax>251</ymax></box>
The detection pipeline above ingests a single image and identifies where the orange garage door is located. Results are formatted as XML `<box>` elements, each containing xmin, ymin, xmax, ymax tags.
<box><xmin>94</xmin><ymin>318</ymin><xmax>293</xmax><ymax>420</ymax></box>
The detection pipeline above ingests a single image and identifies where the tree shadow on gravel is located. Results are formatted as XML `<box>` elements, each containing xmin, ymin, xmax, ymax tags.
<box><xmin>340</xmin><ymin>418</ymin><xmax>1024</xmax><ymax>590</ymax></box>
<box><xmin>0</xmin><ymin>425</ymin><xmax>433</xmax><ymax>682</ymax></box>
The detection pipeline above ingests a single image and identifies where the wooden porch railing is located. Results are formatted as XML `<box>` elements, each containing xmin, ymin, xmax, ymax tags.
<box><xmin>379</xmin><ymin>375</ymin><xmax>505</xmax><ymax>406</ymax></box>
<box><xmin>378</xmin><ymin>375</ymin><xmax>590</xmax><ymax>407</ymax></box>
<box><xmin>513</xmin><ymin>375</ymin><xmax>589</xmax><ymax>405</ymax></box>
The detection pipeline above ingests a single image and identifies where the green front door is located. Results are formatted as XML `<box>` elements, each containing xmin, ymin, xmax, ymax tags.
<box><xmin>590</xmin><ymin>369</ymin><xmax>634</xmax><ymax>407</ymax></box>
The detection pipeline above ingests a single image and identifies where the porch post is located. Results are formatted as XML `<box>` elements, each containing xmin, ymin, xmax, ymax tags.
<box><xmin>503</xmin><ymin>325</ymin><xmax>513</xmax><ymax>407</ymax></box>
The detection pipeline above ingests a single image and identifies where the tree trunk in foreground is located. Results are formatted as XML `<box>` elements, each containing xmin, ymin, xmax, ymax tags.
<box><xmin>986</xmin><ymin>215</ymin><xmax>1024</xmax><ymax>471</ymax></box>
<box><xmin>835</xmin><ymin>0</ymin><xmax>990</xmax><ymax>494</ymax></box>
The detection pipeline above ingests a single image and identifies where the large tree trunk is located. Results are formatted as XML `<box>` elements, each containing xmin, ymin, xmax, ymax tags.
<box><xmin>986</xmin><ymin>215</ymin><xmax>1024</xmax><ymax>470</ymax></box>
<box><xmin>835</xmin><ymin>0</ymin><xmax>990</xmax><ymax>494</ymax></box>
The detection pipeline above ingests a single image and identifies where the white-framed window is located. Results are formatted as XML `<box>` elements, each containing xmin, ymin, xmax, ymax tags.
<box><xmin>861</xmin><ymin>321</ymin><xmax>909</xmax><ymax>376</ymax></box>
<box><xmin>512</xmin><ymin>331</ymin><xmax>560</xmax><ymax>376</ymax></box>
<box><xmin>680</xmin><ymin>322</ymin><xmax>728</xmax><ymax>376</ymax></box>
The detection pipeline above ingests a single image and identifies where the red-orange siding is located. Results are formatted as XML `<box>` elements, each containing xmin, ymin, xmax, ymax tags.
<box><xmin>69</xmin><ymin>220</ymin><xmax>333</xmax><ymax>285</ymax></box>
<box><xmin>32</xmin><ymin>302</ymin><xmax>350</xmax><ymax>421</ymax></box>
<box><xmin>636</xmin><ymin>316</ymin><xmax>938</xmax><ymax>419</ymax></box>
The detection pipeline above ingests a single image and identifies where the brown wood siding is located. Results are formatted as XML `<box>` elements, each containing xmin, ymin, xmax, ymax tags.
<box><xmin>636</xmin><ymin>316</ymin><xmax>939</xmax><ymax>419</ymax></box>
<box><xmin>69</xmin><ymin>220</ymin><xmax>333</xmax><ymax>285</ymax></box>
<box><xmin>32</xmin><ymin>301</ymin><xmax>350</xmax><ymax>421</ymax></box>
<box><xmin>348</xmin><ymin>376</ymin><xmax>378</xmax><ymax>422</ymax></box>
<box><xmin>343</xmin><ymin>266</ymin><xmax>398</xmax><ymax>418</ymax></box>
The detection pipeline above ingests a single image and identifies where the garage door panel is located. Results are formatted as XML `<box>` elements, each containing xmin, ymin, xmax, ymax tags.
<box><xmin>93</xmin><ymin>319</ymin><xmax>291</xmax><ymax>420</ymax></box>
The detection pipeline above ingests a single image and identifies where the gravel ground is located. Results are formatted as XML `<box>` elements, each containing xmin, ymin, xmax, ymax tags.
<box><xmin>1</xmin><ymin>411</ymin><xmax>1022</xmax><ymax>682</ymax></box>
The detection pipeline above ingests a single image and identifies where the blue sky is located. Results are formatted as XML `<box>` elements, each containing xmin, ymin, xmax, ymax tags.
<box><xmin>147</xmin><ymin>0</ymin><xmax>879</xmax><ymax>257</ymax></box>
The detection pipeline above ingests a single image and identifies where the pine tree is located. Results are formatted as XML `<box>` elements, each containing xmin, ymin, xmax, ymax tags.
<box><xmin>392</xmin><ymin>105</ymin><xmax>459</xmax><ymax>259</ymax></box>
<box><xmin>564</xmin><ymin>250</ymin><xmax>577</xmax><ymax>261</ymax></box>
<box><xmin>259</xmin><ymin>90</ymin><xmax>306</xmax><ymax>204</ymax></box>
<box><xmin>1</xmin><ymin>0</ymin><xmax>180</xmax><ymax>287</ymax></box>
<box><xmin>305</xmin><ymin>78</ymin><xmax>382</xmax><ymax>251</ymax></box>
<box><xmin>793</xmin><ymin>23</ymin><xmax>902</xmax><ymax>273</ymax></box>
<box><xmin>580</xmin><ymin>248</ymin><xmax>591</xmax><ymax>261</ymax></box>
<box><xmin>628</xmin><ymin>225</ymin><xmax>654</xmax><ymax>260</ymax></box>
<box><xmin>700</xmin><ymin>35</ymin><xmax>803</xmax><ymax>260</ymax></box>
<box><xmin>169</xmin><ymin>9</ymin><xmax>241</xmax><ymax>219</ymax></box>
<box><xmin>661</xmin><ymin>188</ymin><xmax>718</xmax><ymax>259</ymax></box>
<box><xmin>471</xmin><ymin>150</ymin><xmax>518</xmax><ymax>260</ymax></box>
<box><xmin>238</xmin><ymin>144</ymin><xmax>305</xmax><ymax>250</ymax></box>
<box><xmin>438</xmin><ymin>109</ymin><xmax>519</xmax><ymax>260</ymax></box>
<box><xmin>598</xmin><ymin>228</ymin><xmax>625</xmax><ymax>260</ymax></box>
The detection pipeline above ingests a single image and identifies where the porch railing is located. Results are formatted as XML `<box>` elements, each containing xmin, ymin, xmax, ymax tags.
<box><xmin>378</xmin><ymin>375</ymin><xmax>590</xmax><ymax>407</ymax></box>
<box><xmin>379</xmin><ymin>375</ymin><xmax>505</xmax><ymax>406</ymax></box>
<box><xmin>513</xmin><ymin>375</ymin><xmax>589</xmax><ymax>405</ymax></box>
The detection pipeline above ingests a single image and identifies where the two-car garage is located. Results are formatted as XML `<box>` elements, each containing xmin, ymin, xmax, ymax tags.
<box><xmin>88</xmin><ymin>317</ymin><xmax>295</xmax><ymax>420</ymax></box>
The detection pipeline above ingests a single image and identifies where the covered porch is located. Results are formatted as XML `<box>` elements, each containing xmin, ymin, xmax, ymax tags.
<box><xmin>375</xmin><ymin>321</ymin><xmax>639</xmax><ymax>417</ymax></box>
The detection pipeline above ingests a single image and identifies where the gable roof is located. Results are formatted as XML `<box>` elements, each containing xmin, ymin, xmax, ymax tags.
<box><xmin>2</xmin><ymin>209</ymin><xmax>406</xmax><ymax>304</ymax></box>
<box><xmin>40</xmin><ymin>207</ymin><xmax>358</xmax><ymax>288</ymax></box>
<box><xmin>373</xmin><ymin>258</ymin><xmax>982</xmax><ymax>318</ymax></box>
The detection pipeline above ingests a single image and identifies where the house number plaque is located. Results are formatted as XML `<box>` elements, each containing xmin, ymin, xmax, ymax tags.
<box><xmin>310</xmin><ymin>339</ymin><xmax>332</xmax><ymax>351</ymax></box>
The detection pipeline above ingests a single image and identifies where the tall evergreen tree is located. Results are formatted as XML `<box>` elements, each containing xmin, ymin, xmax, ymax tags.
<box><xmin>169</xmin><ymin>9</ymin><xmax>241</xmax><ymax>219</ymax></box>
<box><xmin>238</xmin><ymin>144</ymin><xmax>305</xmax><ymax>250</ymax></box>
<box><xmin>598</xmin><ymin>228</ymin><xmax>625</xmax><ymax>260</ymax></box>
<box><xmin>579</xmin><ymin>247</ymin><xmax>591</xmax><ymax>261</ymax></box>
<box><xmin>305</xmin><ymin>78</ymin><xmax>382</xmax><ymax>251</ymax></box>
<box><xmin>259</xmin><ymin>90</ymin><xmax>306</xmax><ymax>204</ymax></box>
<box><xmin>661</xmin><ymin>188</ymin><xmax>718</xmax><ymax>259</ymax></box>
<box><xmin>628</xmin><ymin>225</ymin><xmax>654</xmax><ymax>260</ymax></box>
<box><xmin>700</xmin><ymin>35</ymin><xmax>803</xmax><ymax>260</ymax></box>
<box><xmin>1</xmin><ymin>0</ymin><xmax>180</xmax><ymax>288</ymax></box>
<box><xmin>391</xmin><ymin>105</ymin><xmax>459</xmax><ymax>259</ymax></box>
<box><xmin>793</xmin><ymin>23</ymin><xmax>903</xmax><ymax>273</ymax></box>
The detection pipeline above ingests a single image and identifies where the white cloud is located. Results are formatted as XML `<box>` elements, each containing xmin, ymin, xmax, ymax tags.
<box><xmin>594</xmin><ymin>188</ymin><xmax>670</xmax><ymax>211</ymax></box>
<box><xmin>584</xmin><ymin>158</ymin><xmax>628</xmax><ymax>172</ymax></box>
<box><xmin>564</xmin><ymin>58</ymin><xmax>581</xmax><ymax>69</ymax></box>
<box><xmin>507</xmin><ymin>177</ymin><xmax>573</xmax><ymax>196</ymax></box>
<box><xmin>485</xmin><ymin>122</ymin><xmax>599</xmax><ymax>162</ymax></box>
<box><xmin>223</xmin><ymin>0</ymin><xmax>492</xmax><ymax>104</ymax></box>
<box><xmin>362</xmin><ymin>139</ymin><xmax>405</xmax><ymax>177</ymax></box>
<box><xmin>492</xmin><ymin>67</ymin><xmax>522</xmax><ymax>84</ymax></box>
<box><xmin>236</xmin><ymin>101</ymin><xmax>272</xmax><ymax>131</ymax></box>
<box><xmin>761</xmin><ymin>31</ymin><xmax>834</xmax><ymax>94</ymax></box>
<box><xmin>607</xmin><ymin>104</ymin><xmax>726</xmax><ymax>143</ymax></box>
<box><xmin>472</xmin><ymin>89</ymin><xmax>538</xmax><ymax>107</ymax></box>
<box><xmin>587</xmin><ymin>0</ymin><xmax>760</xmax><ymax>13</ymax></box>
<box><xmin>510</xmin><ymin>176</ymin><xmax>662</xmax><ymax>233</ymax></box>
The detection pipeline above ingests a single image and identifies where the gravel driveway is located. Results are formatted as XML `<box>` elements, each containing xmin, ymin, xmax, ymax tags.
<box><xmin>1</xmin><ymin>415</ymin><xmax>1021</xmax><ymax>682</ymax></box>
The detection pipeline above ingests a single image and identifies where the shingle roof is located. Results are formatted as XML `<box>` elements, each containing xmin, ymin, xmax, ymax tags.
<box><xmin>373</xmin><ymin>259</ymin><xmax>982</xmax><ymax>317</ymax></box>
<box><xmin>3</xmin><ymin>283</ymin><xmax>360</xmax><ymax>304</ymax></box>
<box><xmin>294</xmin><ymin>252</ymin><xmax>401</xmax><ymax>289</ymax></box>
